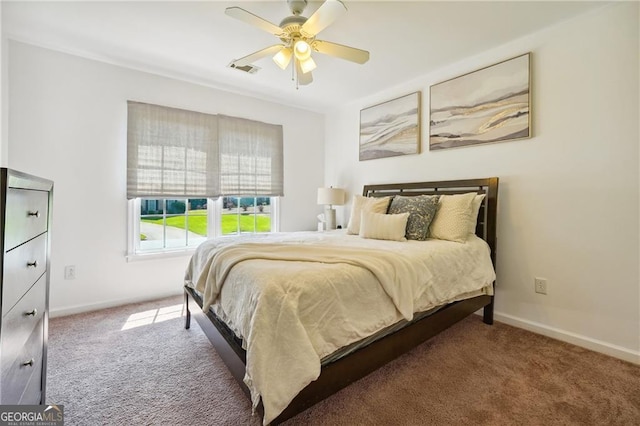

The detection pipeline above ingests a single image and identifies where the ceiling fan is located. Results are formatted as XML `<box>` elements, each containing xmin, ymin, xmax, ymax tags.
<box><xmin>226</xmin><ymin>0</ymin><xmax>369</xmax><ymax>87</ymax></box>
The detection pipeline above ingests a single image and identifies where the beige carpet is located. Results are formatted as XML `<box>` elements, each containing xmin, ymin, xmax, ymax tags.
<box><xmin>47</xmin><ymin>296</ymin><xmax>640</xmax><ymax>425</ymax></box>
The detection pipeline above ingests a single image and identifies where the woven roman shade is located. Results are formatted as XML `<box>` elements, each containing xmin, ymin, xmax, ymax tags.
<box><xmin>218</xmin><ymin>114</ymin><xmax>284</xmax><ymax>196</ymax></box>
<box><xmin>127</xmin><ymin>102</ymin><xmax>283</xmax><ymax>199</ymax></box>
<box><xmin>127</xmin><ymin>101</ymin><xmax>220</xmax><ymax>199</ymax></box>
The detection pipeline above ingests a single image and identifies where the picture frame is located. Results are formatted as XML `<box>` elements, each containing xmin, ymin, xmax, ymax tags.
<box><xmin>429</xmin><ymin>53</ymin><xmax>531</xmax><ymax>151</ymax></box>
<box><xmin>359</xmin><ymin>91</ymin><xmax>421</xmax><ymax>161</ymax></box>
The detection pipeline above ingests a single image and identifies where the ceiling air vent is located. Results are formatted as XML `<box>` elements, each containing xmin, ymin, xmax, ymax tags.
<box><xmin>228</xmin><ymin>62</ymin><xmax>260</xmax><ymax>74</ymax></box>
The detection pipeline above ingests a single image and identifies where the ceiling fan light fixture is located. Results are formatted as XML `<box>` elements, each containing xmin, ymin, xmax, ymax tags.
<box><xmin>226</xmin><ymin>0</ymin><xmax>368</xmax><ymax>87</ymax></box>
<box><xmin>273</xmin><ymin>48</ymin><xmax>293</xmax><ymax>69</ymax></box>
<box><xmin>293</xmin><ymin>40</ymin><xmax>311</xmax><ymax>60</ymax></box>
<box><xmin>299</xmin><ymin>56</ymin><xmax>317</xmax><ymax>74</ymax></box>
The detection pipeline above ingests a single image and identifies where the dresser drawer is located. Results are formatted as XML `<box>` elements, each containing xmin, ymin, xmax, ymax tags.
<box><xmin>2</xmin><ymin>233</ymin><xmax>47</xmax><ymax>314</ymax></box>
<box><xmin>0</xmin><ymin>319</ymin><xmax>43</xmax><ymax>405</ymax></box>
<box><xmin>5</xmin><ymin>188</ymin><xmax>49</xmax><ymax>251</ymax></box>
<box><xmin>1</xmin><ymin>275</ymin><xmax>46</xmax><ymax>370</ymax></box>
<box><xmin>18</xmin><ymin>364</ymin><xmax>42</xmax><ymax>405</ymax></box>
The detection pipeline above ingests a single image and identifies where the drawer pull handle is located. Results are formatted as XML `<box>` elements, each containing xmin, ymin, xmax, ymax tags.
<box><xmin>27</xmin><ymin>261</ymin><xmax>38</xmax><ymax>268</ymax></box>
<box><xmin>27</xmin><ymin>211</ymin><xmax>40</xmax><ymax>218</ymax></box>
<box><xmin>22</xmin><ymin>359</ymin><xmax>34</xmax><ymax>367</ymax></box>
<box><xmin>24</xmin><ymin>309</ymin><xmax>38</xmax><ymax>317</ymax></box>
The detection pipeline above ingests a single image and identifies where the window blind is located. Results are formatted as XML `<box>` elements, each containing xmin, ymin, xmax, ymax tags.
<box><xmin>127</xmin><ymin>101</ymin><xmax>220</xmax><ymax>199</ymax></box>
<box><xmin>218</xmin><ymin>115</ymin><xmax>284</xmax><ymax>196</ymax></box>
<box><xmin>127</xmin><ymin>102</ymin><xmax>284</xmax><ymax>199</ymax></box>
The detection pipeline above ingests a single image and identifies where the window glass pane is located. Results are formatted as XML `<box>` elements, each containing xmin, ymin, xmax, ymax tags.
<box><xmin>239</xmin><ymin>213</ymin><xmax>256</xmax><ymax>233</ymax></box>
<box><xmin>165</xmin><ymin>214</ymin><xmax>187</xmax><ymax>248</ymax></box>
<box><xmin>256</xmin><ymin>197</ymin><xmax>270</xmax><ymax>209</ymax></box>
<box><xmin>187</xmin><ymin>199</ymin><xmax>207</xmax><ymax>247</ymax></box>
<box><xmin>255</xmin><ymin>214</ymin><xmax>271</xmax><ymax>233</ymax></box>
<box><xmin>165</xmin><ymin>199</ymin><xmax>187</xmax><ymax>248</ymax></box>
<box><xmin>222</xmin><ymin>196</ymin><xmax>237</xmax><ymax>211</ymax></box>
<box><xmin>239</xmin><ymin>197</ymin><xmax>254</xmax><ymax>212</ymax></box>
<box><xmin>166</xmin><ymin>199</ymin><xmax>186</xmax><ymax>215</ymax></box>
<box><xmin>140</xmin><ymin>199</ymin><xmax>164</xmax><ymax>250</ymax></box>
<box><xmin>222</xmin><ymin>197</ymin><xmax>239</xmax><ymax>235</ymax></box>
<box><xmin>141</xmin><ymin>199</ymin><xmax>164</xmax><ymax>215</ymax></box>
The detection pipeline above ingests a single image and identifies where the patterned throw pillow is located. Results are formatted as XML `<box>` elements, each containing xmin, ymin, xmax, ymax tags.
<box><xmin>388</xmin><ymin>195</ymin><xmax>440</xmax><ymax>240</ymax></box>
<box><xmin>428</xmin><ymin>192</ymin><xmax>476</xmax><ymax>243</ymax></box>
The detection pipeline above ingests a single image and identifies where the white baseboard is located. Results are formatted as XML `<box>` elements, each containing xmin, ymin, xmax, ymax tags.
<box><xmin>493</xmin><ymin>311</ymin><xmax>640</xmax><ymax>365</ymax></box>
<box><xmin>49</xmin><ymin>289</ymin><xmax>184</xmax><ymax>318</ymax></box>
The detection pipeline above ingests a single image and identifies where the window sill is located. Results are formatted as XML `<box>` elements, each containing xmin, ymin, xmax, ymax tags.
<box><xmin>126</xmin><ymin>248</ymin><xmax>197</xmax><ymax>262</ymax></box>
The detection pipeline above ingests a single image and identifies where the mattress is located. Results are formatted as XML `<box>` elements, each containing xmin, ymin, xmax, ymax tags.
<box><xmin>185</xmin><ymin>230</ymin><xmax>496</xmax><ymax>424</ymax></box>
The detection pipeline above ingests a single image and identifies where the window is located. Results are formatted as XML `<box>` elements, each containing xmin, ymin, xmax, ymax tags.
<box><xmin>130</xmin><ymin>196</ymin><xmax>278</xmax><ymax>255</ymax></box>
<box><xmin>138</xmin><ymin>198</ymin><xmax>207</xmax><ymax>251</ymax></box>
<box><xmin>126</xmin><ymin>102</ymin><xmax>283</xmax><ymax>257</ymax></box>
<box><xmin>220</xmin><ymin>196</ymin><xmax>274</xmax><ymax>235</ymax></box>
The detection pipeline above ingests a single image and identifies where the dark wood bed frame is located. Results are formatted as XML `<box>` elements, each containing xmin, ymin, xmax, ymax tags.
<box><xmin>184</xmin><ymin>177</ymin><xmax>498</xmax><ymax>424</ymax></box>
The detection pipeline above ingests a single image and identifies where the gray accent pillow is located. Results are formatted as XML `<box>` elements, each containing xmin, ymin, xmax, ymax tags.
<box><xmin>388</xmin><ymin>195</ymin><xmax>440</xmax><ymax>240</ymax></box>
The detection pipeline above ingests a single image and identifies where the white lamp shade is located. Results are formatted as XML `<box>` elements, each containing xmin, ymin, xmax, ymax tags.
<box><xmin>299</xmin><ymin>56</ymin><xmax>317</xmax><ymax>74</ymax></box>
<box><xmin>317</xmin><ymin>187</ymin><xmax>345</xmax><ymax>206</ymax></box>
<box><xmin>273</xmin><ymin>48</ymin><xmax>292</xmax><ymax>70</ymax></box>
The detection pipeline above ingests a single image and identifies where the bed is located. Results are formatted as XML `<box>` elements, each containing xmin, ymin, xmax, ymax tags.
<box><xmin>184</xmin><ymin>177</ymin><xmax>498</xmax><ymax>425</ymax></box>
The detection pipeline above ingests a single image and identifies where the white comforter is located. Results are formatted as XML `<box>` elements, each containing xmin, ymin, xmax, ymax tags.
<box><xmin>185</xmin><ymin>230</ymin><xmax>496</xmax><ymax>425</ymax></box>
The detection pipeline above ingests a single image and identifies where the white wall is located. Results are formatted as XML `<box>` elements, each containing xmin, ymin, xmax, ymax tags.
<box><xmin>325</xmin><ymin>3</ymin><xmax>639</xmax><ymax>363</ymax></box>
<box><xmin>1</xmin><ymin>5</ymin><xmax>7</xmax><ymax>166</ymax></box>
<box><xmin>8</xmin><ymin>41</ymin><xmax>325</xmax><ymax>316</ymax></box>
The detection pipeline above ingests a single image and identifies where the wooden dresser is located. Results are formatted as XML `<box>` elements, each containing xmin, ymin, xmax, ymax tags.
<box><xmin>0</xmin><ymin>168</ymin><xmax>52</xmax><ymax>404</ymax></box>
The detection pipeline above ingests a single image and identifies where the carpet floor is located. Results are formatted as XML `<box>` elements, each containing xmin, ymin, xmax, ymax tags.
<box><xmin>47</xmin><ymin>296</ymin><xmax>640</xmax><ymax>425</ymax></box>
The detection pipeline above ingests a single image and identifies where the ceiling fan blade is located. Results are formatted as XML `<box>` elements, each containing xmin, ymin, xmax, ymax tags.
<box><xmin>232</xmin><ymin>45</ymin><xmax>286</xmax><ymax>67</ymax></box>
<box><xmin>313</xmin><ymin>40</ymin><xmax>369</xmax><ymax>64</ymax></box>
<box><xmin>301</xmin><ymin>0</ymin><xmax>347</xmax><ymax>36</ymax></box>
<box><xmin>296</xmin><ymin>60</ymin><xmax>313</xmax><ymax>85</ymax></box>
<box><xmin>225</xmin><ymin>7</ymin><xmax>284</xmax><ymax>36</ymax></box>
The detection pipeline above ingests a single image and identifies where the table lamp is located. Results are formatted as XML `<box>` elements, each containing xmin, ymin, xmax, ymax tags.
<box><xmin>317</xmin><ymin>187</ymin><xmax>345</xmax><ymax>230</ymax></box>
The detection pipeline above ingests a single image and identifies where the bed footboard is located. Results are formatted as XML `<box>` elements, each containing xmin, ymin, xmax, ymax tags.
<box><xmin>184</xmin><ymin>286</ymin><xmax>252</xmax><ymax>401</ymax></box>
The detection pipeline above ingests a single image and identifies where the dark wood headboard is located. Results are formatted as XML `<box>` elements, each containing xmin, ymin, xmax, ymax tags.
<box><xmin>362</xmin><ymin>178</ymin><xmax>498</xmax><ymax>268</ymax></box>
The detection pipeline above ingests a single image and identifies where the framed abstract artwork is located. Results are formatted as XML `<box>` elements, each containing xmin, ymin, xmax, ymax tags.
<box><xmin>359</xmin><ymin>91</ymin><xmax>421</xmax><ymax>161</ymax></box>
<box><xmin>429</xmin><ymin>53</ymin><xmax>531</xmax><ymax>150</ymax></box>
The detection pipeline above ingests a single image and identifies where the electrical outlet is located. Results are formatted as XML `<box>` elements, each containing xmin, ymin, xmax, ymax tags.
<box><xmin>64</xmin><ymin>265</ymin><xmax>76</xmax><ymax>280</ymax></box>
<box><xmin>534</xmin><ymin>277</ymin><xmax>547</xmax><ymax>294</ymax></box>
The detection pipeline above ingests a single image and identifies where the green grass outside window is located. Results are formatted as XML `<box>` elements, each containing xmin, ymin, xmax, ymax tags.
<box><xmin>141</xmin><ymin>210</ymin><xmax>271</xmax><ymax>236</ymax></box>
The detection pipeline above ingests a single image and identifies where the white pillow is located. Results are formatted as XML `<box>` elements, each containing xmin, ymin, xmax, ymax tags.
<box><xmin>468</xmin><ymin>194</ymin><xmax>486</xmax><ymax>235</ymax></box>
<box><xmin>429</xmin><ymin>192</ymin><xmax>477</xmax><ymax>243</ymax></box>
<box><xmin>347</xmin><ymin>195</ymin><xmax>391</xmax><ymax>235</ymax></box>
<box><xmin>359</xmin><ymin>211</ymin><xmax>409</xmax><ymax>241</ymax></box>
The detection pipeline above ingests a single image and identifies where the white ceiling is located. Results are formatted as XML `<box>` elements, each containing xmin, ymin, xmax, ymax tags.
<box><xmin>2</xmin><ymin>1</ymin><xmax>608</xmax><ymax>113</ymax></box>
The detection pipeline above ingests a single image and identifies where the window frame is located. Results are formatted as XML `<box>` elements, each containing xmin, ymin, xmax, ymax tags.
<box><xmin>126</xmin><ymin>196</ymin><xmax>279</xmax><ymax>261</ymax></box>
